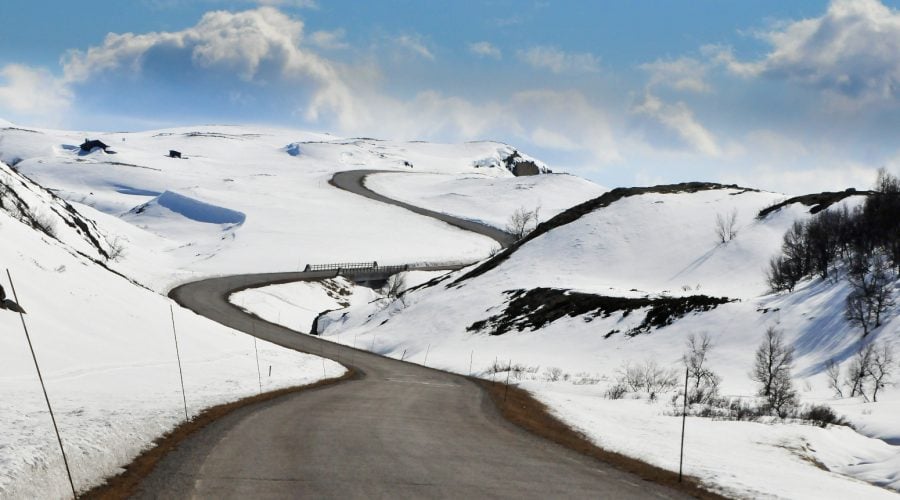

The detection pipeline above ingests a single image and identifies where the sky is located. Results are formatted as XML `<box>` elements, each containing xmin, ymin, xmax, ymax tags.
<box><xmin>1</xmin><ymin>0</ymin><xmax>899</xmax><ymax>193</ymax></box>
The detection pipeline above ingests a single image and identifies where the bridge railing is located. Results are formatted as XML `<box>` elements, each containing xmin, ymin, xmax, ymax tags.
<box><xmin>303</xmin><ymin>261</ymin><xmax>411</xmax><ymax>277</ymax></box>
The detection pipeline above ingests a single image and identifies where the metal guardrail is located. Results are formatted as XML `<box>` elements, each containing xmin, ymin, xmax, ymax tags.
<box><xmin>303</xmin><ymin>262</ymin><xmax>410</xmax><ymax>277</ymax></box>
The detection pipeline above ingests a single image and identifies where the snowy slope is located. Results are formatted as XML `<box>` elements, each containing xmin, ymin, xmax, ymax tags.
<box><xmin>260</xmin><ymin>183</ymin><xmax>899</xmax><ymax>499</ymax></box>
<box><xmin>364</xmin><ymin>171</ymin><xmax>606</xmax><ymax>230</ymax></box>
<box><xmin>0</xmin><ymin>125</ymin><xmax>583</xmax><ymax>291</ymax></box>
<box><xmin>0</xmin><ymin>162</ymin><xmax>344</xmax><ymax>498</ymax></box>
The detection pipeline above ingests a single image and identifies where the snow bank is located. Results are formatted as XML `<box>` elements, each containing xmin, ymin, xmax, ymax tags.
<box><xmin>0</xmin><ymin>190</ymin><xmax>343</xmax><ymax>498</ymax></box>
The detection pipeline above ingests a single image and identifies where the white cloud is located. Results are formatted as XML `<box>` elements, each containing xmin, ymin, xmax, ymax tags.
<box><xmin>393</xmin><ymin>35</ymin><xmax>434</xmax><ymax>60</ymax></box>
<box><xmin>731</xmin><ymin>162</ymin><xmax>881</xmax><ymax>195</ymax></box>
<box><xmin>517</xmin><ymin>46</ymin><xmax>599</xmax><ymax>74</ymax></box>
<box><xmin>309</xmin><ymin>29</ymin><xmax>348</xmax><ymax>50</ymax></box>
<box><xmin>58</xmin><ymin>7</ymin><xmax>361</xmax><ymax>129</ymax></box>
<box><xmin>640</xmin><ymin>57</ymin><xmax>711</xmax><ymax>93</ymax></box>
<box><xmin>710</xmin><ymin>0</ymin><xmax>900</xmax><ymax>105</ymax></box>
<box><xmin>632</xmin><ymin>92</ymin><xmax>720</xmax><ymax>157</ymax></box>
<box><xmin>253</xmin><ymin>0</ymin><xmax>318</xmax><ymax>8</ymax></box>
<box><xmin>0</xmin><ymin>64</ymin><xmax>72</xmax><ymax>124</ymax></box>
<box><xmin>469</xmin><ymin>41</ymin><xmax>501</xmax><ymax>59</ymax></box>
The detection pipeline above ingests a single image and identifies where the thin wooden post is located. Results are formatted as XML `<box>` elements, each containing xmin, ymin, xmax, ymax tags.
<box><xmin>468</xmin><ymin>350</ymin><xmax>473</xmax><ymax>376</ymax></box>
<box><xmin>679</xmin><ymin>366</ymin><xmax>689</xmax><ymax>482</ymax></box>
<box><xmin>253</xmin><ymin>337</ymin><xmax>262</xmax><ymax>394</ymax></box>
<box><xmin>6</xmin><ymin>270</ymin><xmax>78</xmax><ymax>499</ymax></box>
<box><xmin>423</xmin><ymin>344</ymin><xmax>430</xmax><ymax>366</ymax></box>
<box><xmin>504</xmin><ymin>360</ymin><xmax>512</xmax><ymax>401</ymax></box>
<box><xmin>169</xmin><ymin>305</ymin><xmax>189</xmax><ymax>421</ymax></box>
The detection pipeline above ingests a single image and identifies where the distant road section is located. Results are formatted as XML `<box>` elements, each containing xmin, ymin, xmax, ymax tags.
<box><xmin>331</xmin><ymin>169</ymin><xmax>517</xmax><ymax>248</ymax></box>
<box><xmin>135</xmin><ymin>170</ymin><xmax>684</xmax><ymax>499</ymax></box>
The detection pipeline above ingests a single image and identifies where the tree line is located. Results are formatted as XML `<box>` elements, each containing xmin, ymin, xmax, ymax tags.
<box><xmin>767</xmin><ymin>169</ymin><xmax>899</xmax><ymax>335</ymax></box>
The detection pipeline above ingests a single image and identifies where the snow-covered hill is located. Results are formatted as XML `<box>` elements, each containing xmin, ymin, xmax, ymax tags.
<box><xmin>0</xmin><ymin>121</ymin><xmax>600</xmax><ymax>497</ymax></box>
<box><xmin>0</xmin><ymin>124</ymin><xmax>587</xmax><ymax>290</ymax></box>
<box><xmin>0</xmin><ymin>159</ymin><xmax>345</xmax><ymax>498</ymax></box>
<box><xmin>282</xmin><ymin>182</ymin><xmax>898</xmax><ymax>499</ymax></box>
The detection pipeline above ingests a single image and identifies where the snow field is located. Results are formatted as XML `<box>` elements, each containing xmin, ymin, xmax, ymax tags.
<box><xmin>0</xmin><ymin>209</ymin><xmax>344</xmax><ymax>498</ymax></box>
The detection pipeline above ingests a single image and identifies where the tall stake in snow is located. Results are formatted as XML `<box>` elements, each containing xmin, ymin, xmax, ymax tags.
<box><xmin>423</xmin><ymin>344</ymin><xmax>430</xmax><ymax>366</ymax></box>
<box><xmin>504</xmin><ymin>360</ymin><xmax>512</xmax><ymax>402</ymax></box>
<box><xmin>468</xmin><ymin>350</ymin><xmax>473</xmax><ymax>376</ymax></box>
<box><xmin>679</xmin><ymin>366</ymin><xmax>688</xmax><ymax>483</ymax></box>
<box><xmin>253</xmin><ymin>336</ymin><xmax>262</xmax><ymax>395</ymax></box>
<box><xmin>6</xmin><ymin>270</ymin><xmax>78</xmax><ymax>500</ymax></box>
<box><xmin>169</xmin><ymin>304</ymin><xmax>189</xmax><ymax>421</ymax></box>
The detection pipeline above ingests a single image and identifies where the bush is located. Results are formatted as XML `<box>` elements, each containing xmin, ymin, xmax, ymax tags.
<box><xmin>800</xmin><ymin>404</ymin><xmax>849</xmax><ymax>428</ymax></box>
<box><xmin>605</xmin><ymin>383</ymin><xmax>627</xmax><ymax>400</ymax></box>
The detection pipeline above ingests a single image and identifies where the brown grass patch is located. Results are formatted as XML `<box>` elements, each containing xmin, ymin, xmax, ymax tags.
<box><xmin>478</xmin><ymin>380</ymin><xmax>726</xmax><ymax>500</ymax></box>
<box><xmin>82</xmin><ymin>369</ymin><xmax>357</xmax><ymax>499</ymax></box>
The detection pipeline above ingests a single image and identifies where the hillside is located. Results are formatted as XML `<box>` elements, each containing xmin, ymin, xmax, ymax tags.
<box><xmin>0</xmin><ymin>121</ymin><xmax>602</xmax><ymax>497</ymax></box>
<box><xmin>292</xmin><ymin>181</ymin><xmax>900</xmax><ymax>499</ymax></box>
<box><xmin>0</xmin><ymin>124</ymin><xmax>596</xmax><ymax>290</ymax></box>
<box><xmin>0</xmin><ymin>159</ymin><xmax>345</xmax><ymax>498</ymax></box>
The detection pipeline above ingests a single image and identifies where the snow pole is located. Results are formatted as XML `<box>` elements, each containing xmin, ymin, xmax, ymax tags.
<box><xmin>679</xmin><ymin>366</ymin><xmax>689</xmax><ymax>482</ymax></box>
<box><xmin>6</xmin><ymin>270</ymin><xmax>78</xmax><ymax>499</ymax></box>
<box><xmin>169</xmin><ymin>304</ymin><xmax>189</xmax><ymax>421</ymax></box>
<box><xmin>504</xmin><ymin>360</ymin><xmax>512</xmax><ymax>402</ymax></box>
<box><xmin>423</xmin><ymin>344</ymin><xmax>430</xmax><ymax>366</ymax></box>
<box><xmin>253</xmin><ymin>336</ymin><xmax>262</xmax><ymax>395</ymax></box>
<box><xmin>468</xmin><ymin>350</ymin><xmax>473</xmax><ymax>376</ymax></box>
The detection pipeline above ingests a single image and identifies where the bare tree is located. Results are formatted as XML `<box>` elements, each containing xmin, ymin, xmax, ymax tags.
<box><xmin>714</xmin><ymin>208</ymin><xmax>739</xmax><ymax>243</ymax></box>
<box><xmin>866</xmin><ymin>343</ymin><xmax>895</xmax><ymax>402</ymax></box>
<box><xmin>382</xmin><ymin>274</ymin><xmax>406</xmax><ymax>299</ymax></box>
<box><xmin>682</xmin><ymin>333</ymin><xmax>721</xmax><ymax>404</ymax></box>
<box><xmin>825</xmin><ymin>359</ymin><xmax>843</xmax><ymax>398</ymax></box>
<box><xmin>506</xmin><ymin>205</ymin><xmax>541</xmax><ymax>240</ymax></box>
<box><xmin>846</xmin><ymin>344</ymin><xmax>874</xmax><ymax>400</ymax></box>
<box><xmin>751</xmin><ymin>326</ymin><xmax>797</xmax><ymax>416</ymax></box>
<box><xmin>107</xmin><ymin>236</ymin><xmax>127</xmax><ymax>261</ymax></box>
<box><xmin>846</xmin><ymin>251</ymin><xmax>896</xmax><ymax>336</ymax></box>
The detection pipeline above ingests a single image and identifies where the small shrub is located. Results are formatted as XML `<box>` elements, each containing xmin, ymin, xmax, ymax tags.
<box><xmin>605</xmin><ymin>383</ymin><xmax>627</xmax><ymax>400</ymax></box>
<box><xmin>800</xmin><ymin>404</ymin><xmax>849</xmax><ymax>428</ymax></box>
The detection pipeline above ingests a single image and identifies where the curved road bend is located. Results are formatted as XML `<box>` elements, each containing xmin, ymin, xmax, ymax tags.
<box><xmin>331</xmin><ymin>169</ymin><xmax>518</xmax><ymax>248</ymax></box>
<box><xmin>136</xmin><ymin>171</ymin><xmax>686</xmax><ymax>499</ymax></box>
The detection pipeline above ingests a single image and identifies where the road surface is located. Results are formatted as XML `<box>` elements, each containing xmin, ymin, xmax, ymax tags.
<box><xmin>135</xmin><ymin>171</ymin><xmax>685</xmax><ymax>499</ymax></box>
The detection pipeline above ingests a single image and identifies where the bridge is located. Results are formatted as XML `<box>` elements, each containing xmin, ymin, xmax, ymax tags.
<box><xmin>302</xmin><ymin>261</ymin><xmax>465</xmax><ymax>285</ymax></box>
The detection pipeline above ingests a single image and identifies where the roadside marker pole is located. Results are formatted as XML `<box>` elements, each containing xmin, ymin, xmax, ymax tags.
<box><xmin>468</xmin><ymin>350</ymin><xmax>473</xmax><ymax>376</ymax></box>
<box><xmin>253</xmin><ymin>336</ymin><xmax>262</xmax><ymax>394</ymax></box>
<box><xmin>6</xmin><ymin>270</ymin><xmax>78</xmax><ymax>500</ymax></box>
<box><xmin>169</xmin><ymin>305</ymin><xmax>189</xmax><ymax>421</ymax></box>
<box><xmin>423</xmin><ymin>344</ymin><xmax>430</xmax><ymax>366</ymax></box>
<box><xmin>400</xmin><ymin>349</ymin><xmax>407</xmax><ymax>361</ymax></box>
<box><xmin>504</xmin><ymin>360</ymin><xmax>512</xmax><ymax>402</ymax></box>
<box><xmin>679</xmin><ymin>366</ymin><xmax>689</xmax><ymax>482</ymax></box>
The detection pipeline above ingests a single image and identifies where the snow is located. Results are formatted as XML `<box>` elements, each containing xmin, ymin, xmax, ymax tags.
<box><xmin>4</xmin><ymin>119</ymin><xmax>897</xmax><ymax>498</ymax></box>
<box><xmin>289</xmin><ymin>185</ymin><xmax>898</xmax><ymax>498</ymax></box>
<box><xmin>0</xmin><ymin>125</ymin><xmax>564</xmax><ymax>291</ymax></box>
<box><xmin>0</xmin><ymin>121</ymin><xmax>589</xmax><ymax>497</ymax></box>
<box><xmin>364</xmin><ymin>171</ymin><xmax>606</xmax><ymax>229</ymax></box>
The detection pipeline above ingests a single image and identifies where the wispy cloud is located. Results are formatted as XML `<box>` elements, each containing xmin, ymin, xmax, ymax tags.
<box><xmin>393</xmin><ymin>34</ymin><xmax>435</xmax><ymax>60</ymax></box>
<box><xmin>468</xmin><ymin>41</ymin><xmax>501</xmax><ymax>59</ymax></box>
<box><xmin>632</xmin><ymin>91</ymin><xmax>720</xmax><ymax>157</ymax></box>
<box><xmin>310</xmin><ymin>28</ymin><xmax>348</xmax><ymax>50</ymax></box>
<box><xmin>517</xmin><ymin>46</ymin><xmax>599</xmax><ymax>74</ymax></box>
<box><xmin>640</xmin><ymin>57</ymin><xmax>711</xmax><ymax>93</ymax></box>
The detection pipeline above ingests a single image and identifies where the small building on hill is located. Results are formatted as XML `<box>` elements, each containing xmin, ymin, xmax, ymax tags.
<box><xmin>168</xmin><ymin>150</ymin><xmax>182</xmax><ymax>159</ymax></box>
<box><xmin>80</xmin><ymin>139</ymin><xmax>110</xmax><ymax>152</ymax></box>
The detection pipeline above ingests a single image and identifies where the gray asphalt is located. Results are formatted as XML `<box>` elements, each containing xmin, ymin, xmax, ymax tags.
<box><xmin>134</xmin><ymin>170</ymin><xmax>685</xmax><ymax>499</ymax></box>
<box><xmin>330</xmin><ymin>169</ymin><xmax>518</xmax><ymax>248</ymax></box>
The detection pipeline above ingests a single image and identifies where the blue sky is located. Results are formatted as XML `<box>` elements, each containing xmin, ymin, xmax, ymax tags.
<box><xmin>1</xmin><ymin>0</ymin><xmax>899</xmax><ymax>193</ymax></box>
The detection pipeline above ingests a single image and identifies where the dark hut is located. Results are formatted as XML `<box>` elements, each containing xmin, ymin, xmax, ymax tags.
<box><xmin>168</xmin><ymin>150</ymin><xmax>182</xmax><ymax>159</ymax></box>
<box><xmin>79</xmin><ymin>139</ymin><xmax>110</xmax><ymax>152</ymax></box>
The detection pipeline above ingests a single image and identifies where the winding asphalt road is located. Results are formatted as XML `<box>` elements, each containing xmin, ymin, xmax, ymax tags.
<box><xmin>135</xmin><ymin>170</ymin><xmax>685</xmax><ymax>499</ymax></box>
